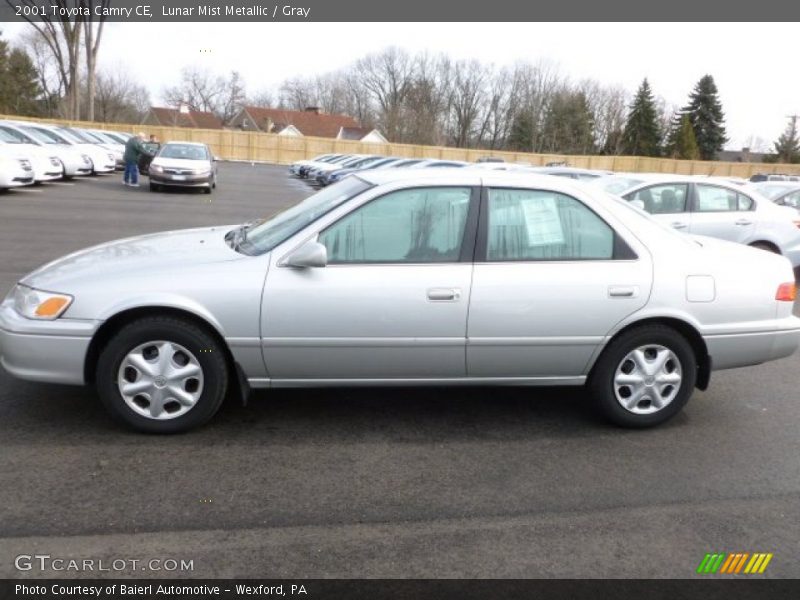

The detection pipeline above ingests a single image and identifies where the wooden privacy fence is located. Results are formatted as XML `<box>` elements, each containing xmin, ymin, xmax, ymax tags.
<box><xmin>4</xmin><ymin>114</ymin><xmax>800</xmax><ymax>178</ymax></box>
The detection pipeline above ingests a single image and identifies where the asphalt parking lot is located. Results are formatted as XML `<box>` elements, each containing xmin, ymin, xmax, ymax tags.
<box><xmin>0</xmin><ymin>162</ymin><xmax>798</xmax><ymax>579</ymax></box>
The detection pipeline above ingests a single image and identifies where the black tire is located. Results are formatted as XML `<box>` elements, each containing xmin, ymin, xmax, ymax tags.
<box><xmin>749</xmin><ymin>242</ymin><xmax>779</xmax><ymax>254</ymax></box>
<box><xmin>589</xmin><ymin>325</ymin><xmax>696</xmax><ymax>428</ymax></box>
<box><xmin>96</xmin><ymin>316</ymin><xmax>229</xmax><ymax>433</ymax></box>
<box><xmin>149</xmin><ymin>182</ymin><xmax>159</xmax><ymax>192</ymax></box>
<box><xmin>203</xmin><ymin>186</ymin><xmax>212</xmax><ymax>194</ymax></box>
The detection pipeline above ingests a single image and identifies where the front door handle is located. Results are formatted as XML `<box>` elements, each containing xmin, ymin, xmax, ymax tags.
<box><xmin>427</xmin><ymin>288</ymin><xmax>461</xmax><ymax>301</ymax></box>
<box><xmin>735</xmin><ymin>219</ymin><xmax>753</xmax><ymax>226</ymax></box>
<box><xmin>671</xmin><ymin>221</ymin><xmax>688</xmax><ymax>229</ymax></box>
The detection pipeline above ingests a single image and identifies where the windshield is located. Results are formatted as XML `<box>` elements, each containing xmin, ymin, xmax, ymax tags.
<box><xmin>77</xmin><ymin>130</ymin><xmax>106</xmax><ymax>143</ymax></box>
<box><xmin>0</xmin><ymin>128</ymin><xmax>23</xmax><ymax>144</ymax></box>
<box><xmin>64</xmin><ymin>128</ymin><xmax>97</xmax><ymax>143</ymax></box>
<box><xmin>102</xmin><ymin>132</ymin><xmax>127</xmax><ymax>143</ymax></box>
<box><xmin>240</xmin><ymin>176</ymin><xmax>372</xmax><ymax>255</ymax></box>
<box><xmin>158</xmin><ymin>144</ymin><xmax>209</xmax><ymax>160</ymax></box>
<box><xmin>590</xmin><ymin>175</ymin><xmax>646</xmax><ymax>195</ymax></box>
<box><xmin>54</xmin><ymin>128</ymin><xmax>85</xmax><ymax>144</ymax></box>
<box><xmin>22</xmin><ymin>127</ymin><xmax>66</xmax><ymax>145</ymax></box>
<box><xmin>754</xmin><ymin>183</ymin><xmax>798</xmax><ymax>200</ymax></box>
<box><xmin>0</xmin><ymin>126</ymin><xmax>37</xmax><ymax>144</ymax></box>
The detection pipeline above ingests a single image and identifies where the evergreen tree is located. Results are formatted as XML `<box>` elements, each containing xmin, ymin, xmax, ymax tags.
<box><xmin>665</xmin><ymin>113</ymin><xmax>699</xmax><ymax>160</ymax></box>
<box><xmin>682</xmin><ymin>75</ymin><xmax>727</xmax><ymax>160</ymax></box>
<box><xmin>508</xmin><ymin>111</ymin><xmax>534</xmax><ymax>152</ymax></box>
<box><xmin>0</xmin><ymin>32</ymin><xmax>42</xmax><ymax>117</ymax></box>
<box><xmin>773</xmin><ymin>116</ymin><xmax>800</xmax><ymax>164</ymax></box>
<box><xmin>540</xmin><ymin>91</ymin><xmax>595</xmax><ymax>154</ymax></box>
<box><xmin>621</xmin><ymin>79</ymin><xmax>661</xmax><ymax>157</ymax></box>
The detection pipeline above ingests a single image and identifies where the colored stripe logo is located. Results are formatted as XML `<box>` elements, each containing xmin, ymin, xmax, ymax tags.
<box><xmin>697</xmin><ymin>552</ymin><xmax>773</xmax><ymax>574</ymax></box>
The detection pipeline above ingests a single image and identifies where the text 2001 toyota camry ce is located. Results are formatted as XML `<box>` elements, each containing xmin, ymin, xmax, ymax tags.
<box><xmin>1</xmin><ymin>171</ymin><xmax>799</xmax><ymax>433</ymax></box>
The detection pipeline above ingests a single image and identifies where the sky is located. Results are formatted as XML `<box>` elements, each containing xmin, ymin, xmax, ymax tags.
<box><xmin>2</xmin><ymin>21</ymin><xmax>797</xmax><ymax>151</ymax></box>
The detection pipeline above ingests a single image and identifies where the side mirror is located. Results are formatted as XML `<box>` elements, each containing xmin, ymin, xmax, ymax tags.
<box><xmin>285</xmin><ymin>241</ymin><xmax>327</xmax><ymax>268</ymax></box>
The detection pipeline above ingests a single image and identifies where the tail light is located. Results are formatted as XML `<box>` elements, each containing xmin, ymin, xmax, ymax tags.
<box><xmin>775</xmin><ymin>282</ymin><xmax>796</xmax><ymax>302</ymax></box>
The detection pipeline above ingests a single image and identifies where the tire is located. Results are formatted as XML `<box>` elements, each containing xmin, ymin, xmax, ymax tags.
<box><xmin>149</xmin><ymin>182</ymin><xmax>160</xmax><ymax>192</ymax></box>
<box><xmin>96</xmin><ymin>316</ymin><xmax>229</xmax><ymax>433</ymax></box>
<box><xmin>749</xmin><ymin>242</ymin><xmax>779</xmax><ymax>254</ymax></box>
<box><xmin>589</xmin><ymin>325</ymin><xmax>696</xmax><ymax>428</ymax></box>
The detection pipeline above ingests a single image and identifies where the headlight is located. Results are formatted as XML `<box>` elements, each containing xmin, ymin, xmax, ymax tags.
<box><xmin>108</xmin><ymin>153</ymin><xmax>115</xmax><ymax>161</ymax></box>
<box><xmin>81</xmin><ymin>154</ymin><xmax>91</xmax><ymax>164</ymax></box>
<box><xmin>13</xmin><ymin>284</ymin><xmax>73</xmax><ymax>320</ymax></box>
<box><xmin>150</xmin><ymin>164</ymin><xmax>163</xmax><ymax>173</ymax></box>
<box><xmin>193</xmin><ymin>169</ymin><xmax>211</xmax><ymax>176</ymax></box>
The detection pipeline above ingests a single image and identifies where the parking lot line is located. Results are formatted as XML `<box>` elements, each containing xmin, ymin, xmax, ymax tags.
<box><xmin>12</xmin><ymin>188</ymin><xmax>44</xmax><ymax>193</ymax></box>
<box><xmin>48</xmin><ymin>181</ymin><xmax>76</xmax><ymax>186</ymax></box>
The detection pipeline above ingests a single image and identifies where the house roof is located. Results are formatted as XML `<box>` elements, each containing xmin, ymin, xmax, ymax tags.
<box><xmin>338</xmin><ymin>126</ymin><xmax>372</xmax><ymax>141</ymax></box>
<box><xmin>240</xmin><ymin>106</ymin><xmax>360</xmax><ymax>138</ymax></box>
<box><xmin>147</xmin><ymin>107</ymin><xmax>223</xmax><ymax>129</ymax></box>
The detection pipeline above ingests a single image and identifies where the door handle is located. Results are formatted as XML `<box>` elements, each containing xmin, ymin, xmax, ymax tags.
<box><xmin>608</xmin><ymin>286</ymin><xmax>638</xmax><ymax>298</ymax></box>
<box><xmin>671</xmin><ymin>222</ymin><xmax>688</xmax><ymax>229</ymax></box>
<box><xmin>735</xmin><ymin>219</ymin><xmax>753</xmax><ymax>226</ymax></box>
<box><xmin>427</xmin><ymin>288</ymin><xmax>461</xmax><ymax>301</ymax></box>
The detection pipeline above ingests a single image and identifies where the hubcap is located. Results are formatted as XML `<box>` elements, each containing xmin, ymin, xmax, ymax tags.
<box><xmin>613</xmin><ymin>344</ymin><xmax>682</xmax><ymax>415</ymax></box>
<box><xmin>117</xmin><ymin>341</ymin><xmax>204</xmax><ymax>420</ymax></box>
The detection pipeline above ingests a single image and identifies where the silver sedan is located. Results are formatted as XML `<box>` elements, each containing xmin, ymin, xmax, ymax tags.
<box><xmin>2</xmin><ymin>170</ymin><xmax>799</xmax><ymax>433</ymax></box>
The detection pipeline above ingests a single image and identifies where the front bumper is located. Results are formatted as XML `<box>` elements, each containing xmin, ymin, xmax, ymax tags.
<box><xmin>0</xmin><ymin>299</ymin><xmax>99</xmax><ymax>385</ymax></box>
<box><xmin>150</xmin><ymin>172</ymin><xmax>214</xmax><ymax>188</ymax></box>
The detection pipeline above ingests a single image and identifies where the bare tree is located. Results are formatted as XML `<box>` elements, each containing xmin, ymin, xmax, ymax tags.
<box><xmin>163</xmin><ymin>67</ymin><xmax>246</xmax><ymax>123</ymax></box>
<box><xmin>18</xmin><ymin>30</ymin><xmax>63</xmax><ymax>116</ymax></box>
<box><xmin>92</xmin><ymin>66</ymin><xmax>150</xmax><ymax>123</ymax></box>
<box><xmin>356</xmin><ymin>47</ymin><xmax>416</xmax><ymax>142</ymax></box>
<box><xmin>403</xmin><ymin>53</ymin><xmax>451</xmax><ymax>145</ymax></box>
<box><xmin>81</xmin><ymin>1</ymin><xmax>110</xmax><ymax>122</ymax></box>
<box><xmin>248</xmin><ymin>89</ymin><xmax>275</xmax><ymax>108</ymax></box>
<box><xmin>10</xmin><ymin>0</ymin><xmax>82</xmax><ymax>118</ymax></box>
<box><xmin>446</xmin><ymin>59</ymin><xmax>488</xmax><ymax>148</ymax></box>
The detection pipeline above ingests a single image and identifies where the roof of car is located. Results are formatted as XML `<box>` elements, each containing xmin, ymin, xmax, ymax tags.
<box><xmin>162</xmin><ymin>141</ymin><xmax>208</xmax><ymax>147</ymax></box>
<box><xmin>356</xmin><ymin>167</ymin><xmax>596</xmax><ymax>195</ymax></box>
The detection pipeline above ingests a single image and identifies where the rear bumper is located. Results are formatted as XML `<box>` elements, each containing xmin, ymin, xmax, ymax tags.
<box><xmin>704</xmin><ymin>317</ymin><xmax>800</xmax><ymax>370</ymax></box>
<box><xmin>0</xmin><ymin>300</ymin><xmax>99</xmax><ymax>385</ymax></box>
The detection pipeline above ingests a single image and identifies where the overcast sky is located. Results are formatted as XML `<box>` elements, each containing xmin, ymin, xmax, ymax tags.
<box><xmin>2</xmin><ymin>21</ymin><xmax>797</xmax><ymax>150</ymax></box>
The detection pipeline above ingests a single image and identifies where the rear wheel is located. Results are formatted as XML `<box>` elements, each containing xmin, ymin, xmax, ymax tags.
<box><xmin>589</xmin><ymin>325</ymin><xmax>696</xmax><ymax>428</ymax></box>
<box><xmin>149</xmin><ymin>182</ymin><xmax>160</xmax><ymax>192</ymax></box>
<box><xmin>96</xmin><ymin>317</ymin><xmax>229</xmax><ymax>433</ymax></box>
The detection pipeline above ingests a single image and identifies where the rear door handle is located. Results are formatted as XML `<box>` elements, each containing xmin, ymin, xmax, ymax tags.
<box><xmin>735</xmin><ymin>219</ymin><xmax>753</xmax><ymax>226</ymax></box>
<box><xmin>608</xmin><ymin>286</ymin><xmax>638</xmax><ymax>298</ymax></box>
<box><xmin>671</xmin><ymin>222</ymin><xmax>688</xmax><ymax>229</ymax></box>
<box><xmin>427</xmin><ymin>288</ymin><xmax>461</xmax><ymax>301</ymax></box>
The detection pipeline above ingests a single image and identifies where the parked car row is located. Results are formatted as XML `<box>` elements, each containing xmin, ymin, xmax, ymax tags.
<box><xmin>288</xmin><ymin>155</ymin><xmax>800</xmax><ymax>272</ymax></box>
<box><xmin>0</xmin><ymin>119</ymin><xmax>132</xmax><ymax>190</ymax></box>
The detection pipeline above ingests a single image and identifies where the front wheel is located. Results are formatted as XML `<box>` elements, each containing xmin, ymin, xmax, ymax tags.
<box><xmin>96</xmin><ymin>317</ymin><xmax>229</xmax><ymax>433</ymax></box>
<box><xmin>589</xmin><ymin>325</ymin><xmax>696</xmax><ymax>428</ymax></box>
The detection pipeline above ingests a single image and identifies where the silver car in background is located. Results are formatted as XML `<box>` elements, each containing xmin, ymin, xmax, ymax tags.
<box><xmin>1</xmin><ymin>171</ymin><xmax>799</xmax><ymax>433</ymax></box>
<box><xmin>592</xmin><ymin>174</ymin><xmax>800</xmax><ymax>266</ymax></box>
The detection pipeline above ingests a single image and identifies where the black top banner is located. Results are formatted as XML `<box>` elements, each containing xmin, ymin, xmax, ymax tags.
<box><xmin>1</xmin><ymin>0</ymin><xmax>799</xmax><ymax>22</ymax></box>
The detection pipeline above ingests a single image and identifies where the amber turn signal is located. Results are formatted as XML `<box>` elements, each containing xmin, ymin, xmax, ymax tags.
<box><xmin>35</xmin><ymin>297</ymin><xmax>71</xmax><ymax>317</ymax></box>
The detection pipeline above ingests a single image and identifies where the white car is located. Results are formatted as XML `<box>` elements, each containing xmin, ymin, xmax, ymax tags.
<box><xmin>0</xmin><ymin>125</ymin><xmax>63</xmax><ymax>183</ymax></box>
<box><xmin>73</xmin><ymin>128</ymin><xmax>125</xmax><ymax>169</ymax></box>
<box><xmin>289</xmin><ymin>153</ymin><xmax>343</xmax><ymax>176</ymax></box>
<box><xmin>6</xmin><ymin>122</ymin><xmax>93</xmax><ymax>178</ymax></box>
<box><xmin>24</xmin><ymin>124</ymin><xmax>115</xmax><ymax>174</ymax></box>
<box><xmin>0</xmin><ymin>146</ymin><xmax>35</xmax><ymax>189</ymax></box>
<box><xmin>591</xmin><ymin>174</ymin><xmax>800</xmax><ymax>268</ymax></box>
